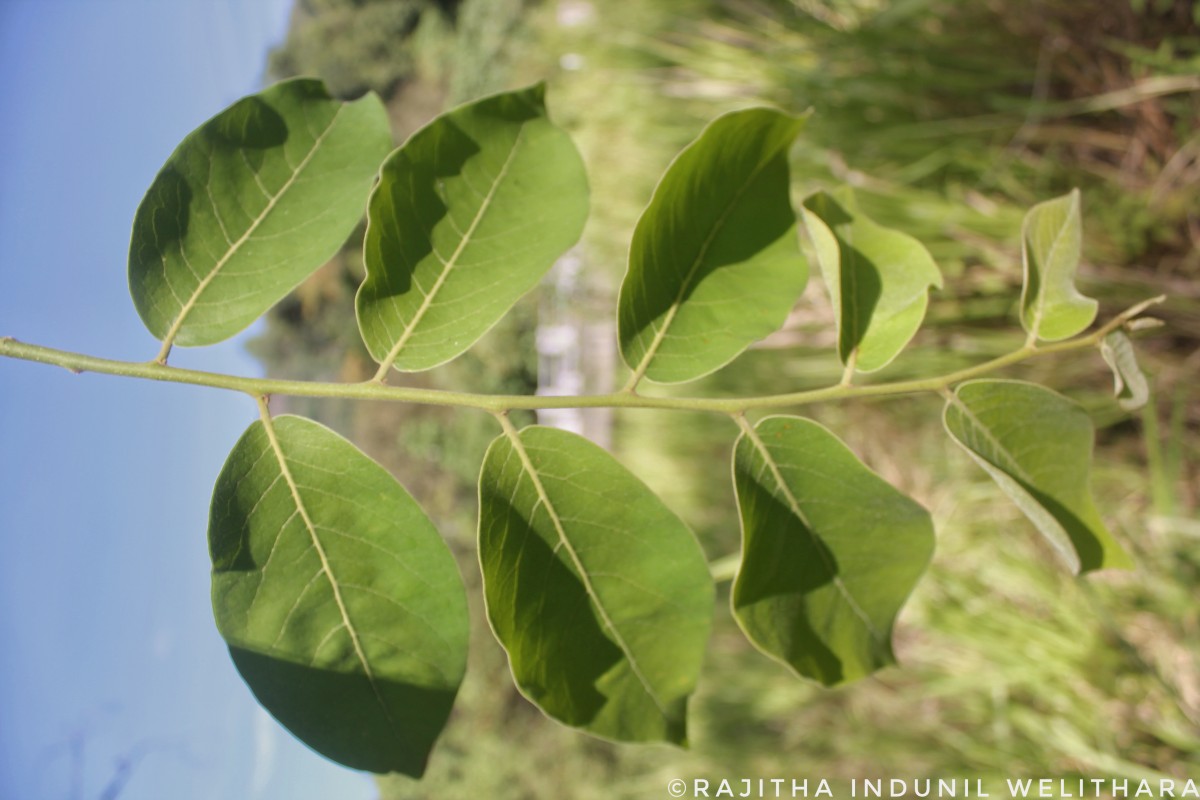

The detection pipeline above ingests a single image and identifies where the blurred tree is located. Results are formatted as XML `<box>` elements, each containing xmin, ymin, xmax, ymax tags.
<box><xmin>269</xmin><ymin>0</ymin><xmax>463</xmax><ymax>97</ymax></box>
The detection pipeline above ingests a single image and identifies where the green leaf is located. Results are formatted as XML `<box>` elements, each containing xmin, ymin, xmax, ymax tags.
<box><xmin>800</xmin><ymin>187</ymin><xmax>943</xmax><ymax>373</ymax></box>
<box><xmin>129</xmin><ymin>78</ymin><xmax>391</xmax><ymax>352</ymax></box>
<box><xmin>209</xmin><ymin>413</ymin><xmax>468</xmax><ymax>777</ymax></box>
<box><xmin>1020</xmin><ymin>189</ymin><xmax>1098</xmax><ymax>342</ymax></box>
<box><xmin>357</xmin><ymin>84</ymin><xmax>588</xmax><ymax>373</ymax></box>
<box><xmin>617</xmin><ymin>107</ymin><xmax>809</xmax><ymax>386</ymax></box>
<box><xmin>943</xmin><ymin>380</ymin><xmax>1131</xmax><ymax>573</ymax></box>
<box><xmin>478</xmin><ymin>423</ymin><xmax>714</xmax><ymax>744</ymax></box>
<box><xmin>732</xmin><ymin>416</ymin><xmax>934</xmax><ymax>686</ymax></box>
<box><xmin>1100</xmin><ymin>330</ymin><xmax>1150</xmax><ymax>411</ymax></box>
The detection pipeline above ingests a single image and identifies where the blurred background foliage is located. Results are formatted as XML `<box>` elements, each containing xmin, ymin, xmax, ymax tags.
<box><xmin>258</xmin><ymin>0</ymin><xmax>1199</xmax><ymax>796</ymax></box>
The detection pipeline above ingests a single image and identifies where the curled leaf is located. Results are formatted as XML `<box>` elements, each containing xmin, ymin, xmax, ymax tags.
<box><xmin>801</xmin><ymin>187</ymin><xmax>942</xmax><ymax>373</ymax></box>
<box><xmin>1020</xmin><ymin>189</ymin><xmax>1098</xmax><ymax>342</ymax></box>
<box><xmin>1100</xmin><ymin>331</ymin><xmax>1149</xmax><ymax>411</ymax></box>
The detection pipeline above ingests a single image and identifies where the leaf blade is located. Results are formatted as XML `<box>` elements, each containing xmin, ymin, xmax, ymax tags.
<box><xmin>732</xmin><ymin>416</ymin><xmax>934</xmax><ymax>685</ymax></box>
<box><xmin>209</xmin><ymin>414</ymin><xmax>468</xmax><ymax>777</ymax></box>
<box><xmin>129</xmin><ymin>78</ymin><xmax>391</xmax><ymax>352</ymax></box>
<box><xmin>618</xmin><ymin>108</ymin><xmax>809</xmax><ymax>385</ymax></box>
<box><xmin>800</xmin><ymin>187</ymin><xmax>943</xmax><ymax>373</ymax></box>
<box><xmin>942</xmin><ymin>379</ymin><xmax>1130</xmax><ymax>573</ymax></box>
<box><xmin>357</xmin><ymin>84</ymin><xmax>589</xmax><ymax>373</ymax></box>
<box><xmin>1020</xmin><ymin>188</ymin><xmax>1098</xmax><ymax>342</ymax></box>
<box><xmin>1100</xmin><ymin>330</ymin><xmax>1150</xmax><ymax>411</ymax></box>
<box><xmin>478</xmin><ymin>423</ymin><xmax>713</xmax><ymax>744</ymax></box>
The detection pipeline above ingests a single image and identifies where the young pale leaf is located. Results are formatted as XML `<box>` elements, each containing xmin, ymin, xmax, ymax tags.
<box><xmin>357</xmin><ymin>84</ymin><xmax>588</xmax><ymax>373</ymax></box>
<box><xmin>732</xmin><ymin>416</ymin><xmax>934</xmax><ymax>686</ymax></box>
<box><xmin>129</xmin><ymin>79</ymin><xmax>391</xmax><ymax>352</ymax></box>
<box><xmin>1100</xmin><ymin>330</ymin><xmax>1150</xmax><ymax>411</ymax></box>
<box><xmin>943</xmin><ymin>380</ymin><xmax>1131</xmax><ymax>573</ymax></box>
<box><xmin>800</xmin><ymin>187</ymin><xmax>943</xmax><ymax>373</ymax></box>
<box><xmin>1020</xmin><ymin>189</ymin><xmax>1098</xmax><ymax>341</ymax></box>
<box><xmin>478</xmin><ymin>424</ymin><xmax>714</xmax><ymax>744</ymax></box>
<box><xmin>617</xmin><ymin>108</ymin><xmax>809</xmax><ymax>385</ymax></box>
<box><xmin>209</xmin><ymin>414</ymin><xmax>468</xmax><ymax>777</ymax></box>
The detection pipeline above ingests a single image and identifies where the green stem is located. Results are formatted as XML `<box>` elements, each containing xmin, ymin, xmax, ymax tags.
<box><xmin>0</xmin><ymin>295</ymin><xmax>1164</xmax><ymax>415</ymax></box>
<box><xmin>840</xmin><ymin>349</ymin><xmax>858</xmax><ymax>387</ymax></box>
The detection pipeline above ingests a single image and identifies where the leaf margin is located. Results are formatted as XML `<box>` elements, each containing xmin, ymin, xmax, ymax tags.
<box><xmin>730</xmin><ymin>413</ymin><xmax>936</xmax><ymax>686</ymax></box>
<box><xmin>799</xmin><ymin>186</ymin><xmax>944</xmax><ymax>374</ymax></box>
<box><xmin>941</xmin><ymin>378</ymin><xmax>1132</xmax><ymax>573</ymax></box>
<box><xmin>617</xmin><ymin>105</ymin><xmax>811</xmax><ymax>387</ymax></box>
<box><xmin>208</xmin><ymin>408</ymin><xmax>469</xmax><ymax>777</ymax></box>
<box><xmin>476</xmin><ymin>419</ymin><xmax>714</xmax><ymax>745</ymax></box>
<box><xmin>128</xmin><ymin>77</ymin><xmax>392</xmax><ymax>357</ymax></box>
<box><xmin>1019</xmin><ymin>187</ymin><xmax>1099</xmax><ymax>342</ymax></box>
<box><xmin>356</xmin><ymin>82</ymin><xmax>589</xmax><ymax>375</ymax></box>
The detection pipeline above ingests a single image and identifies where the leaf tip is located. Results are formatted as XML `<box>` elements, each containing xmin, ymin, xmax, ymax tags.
<box><xmin>519</xmin><ymin>81</ymin><xmax>549</xmax><ymax>111</ymax></box>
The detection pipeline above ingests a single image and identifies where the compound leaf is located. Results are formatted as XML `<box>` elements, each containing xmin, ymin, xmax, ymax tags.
<box><xmin>1100</xmin><ymin>330</ymin><xmax>1149</xmax><ymax>411</ymax></box>
<box><xmin>209</xmin><ymin>414</ymin><xmax>468</xmax><ymax>777</ymax></box>
<box><xmin>800</xmin><ymin>187</ymin><xmax>943</xmax><ymax>373</ymax></box>
<box><xmin>1020</xmin><ymin>189</ymin><xmax>1098</xmax><ymax>341</ymax></box>
<box><xmin>732</xmin><ymin>416</ymin><xmax>934</xmax><ymax>686</ymax></box>
<box><xmin>478</xmin><ymin>424</ymin><xmax>714</xmax><ymax>744</ymax></box>
<box><xmin>130</xmin><ymin>78</ymin><xmax>391</xmax><ymax>352</ymax></box>
<box><xmin>618</xmin><ymin>108</ymin><xmax>809</xmax><ymax>385</ymax></box>
<box><xmin>357</xmin><ymin>84</ymin><xmax>588</xmax><ymax>373</ymax></box>
<box><xmin>943</xmin><ymin>380</ymin><xmax>1131</xmax><ymax>573</ymax></box>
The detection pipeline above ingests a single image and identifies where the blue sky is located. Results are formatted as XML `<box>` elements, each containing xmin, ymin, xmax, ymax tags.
<box><xmin>0</xmin><ymin>2</ymin><xmax>375</xmax><ymax>797</ymax></box>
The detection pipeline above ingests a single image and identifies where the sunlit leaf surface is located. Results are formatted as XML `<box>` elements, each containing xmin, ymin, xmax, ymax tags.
<box><xmin>801</xmin><ymin>187</ymin><xmax>942</xmax><ymax>373</ymax></box>
<box><xmin>209</xmin><ymin>414</ymin><xmax>468</xmax><ymax>776</ymax></box>
<box><xmin>358</xmin><ymin>84</ymin><xmax>588</xmax><ymax>372</ymax></box>
<box><xmin>1020</xmin><ymin>189</ymin><xmax>1098</xmax><ymax>342</ymax></box>
<box><xmin>130</xmin><ymin>79</ymin><xmax>391</xmax><ymax>350</ymax></box>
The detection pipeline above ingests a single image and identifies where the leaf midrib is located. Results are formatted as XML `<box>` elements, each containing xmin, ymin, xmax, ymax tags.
<box><xmin>838</xmin><ymin>216</ymin><xmax>863</xmax><ymax>365</ymax></box>
<box><xmin>625</xmin><ymin>143</ymin><xmax>783</xmax><ymax>388</ymax></box>
<box><xmin>738</xmin><ymin>419</ymin><xmax>886</xmax><ymax>649</ymax></box>
<box><xmin>373</xmin><ymin>127</ymin><xmax>526</xmax><ymax>377</ymax></box>
<box><xmin>831</xmin><ymin>209</ymin><xmax>938</xmax><ymax>368</ymax></box>
<box><xmin>157</xmin><ymin>104</ymin><xmax>348</xmax><ymax>359</ymax></box>
<box><xmin>1026</xmin><ymin>195</ymin><xmax>1077</xmax><ymax>340</ymax></box>
<box><xmin>498</xmin><ymin>418</ymin><xmax>672</xmax><ymax>720</ymax></box>
<box><xmin>945</xmin><ymin>389</ymin><xmax>1038</xmax><ymax>487</ymax></box>
<box><xmin>256</xmin><ymin>404</ymin><xmax>393</xmax><ymax>724</ymax></box>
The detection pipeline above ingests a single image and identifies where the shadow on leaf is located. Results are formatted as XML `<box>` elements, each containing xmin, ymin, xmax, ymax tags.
<box><xmin>229</xmin><ymin>644</ymin><xmax>457</xmax><ymax>778</ymax></box>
